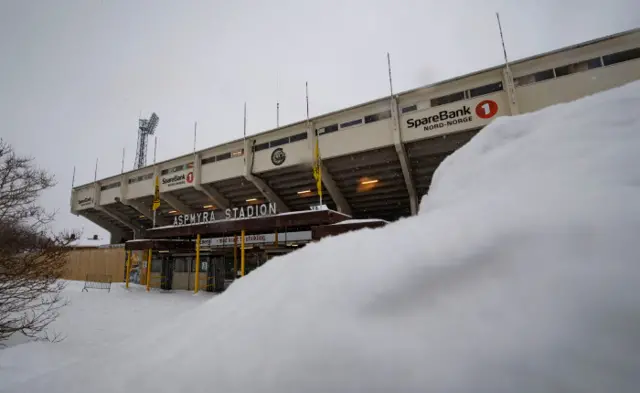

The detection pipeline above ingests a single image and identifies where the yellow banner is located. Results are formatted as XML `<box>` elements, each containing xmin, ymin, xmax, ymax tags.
<box><xmin>313</xmin><ymin>138</ymin><xmax>322</xmax><ymax>199</ymax></box>
<box><xmin>152</xmin><ymin>175</ymin><xmax>160</xmax><ymax>211</ymax></box>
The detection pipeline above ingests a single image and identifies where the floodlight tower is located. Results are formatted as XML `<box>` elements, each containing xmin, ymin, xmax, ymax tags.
<box><xmin>134</xmin><ymin>112</ymin><xmax>159</xmax><ymax>169</ymax></box>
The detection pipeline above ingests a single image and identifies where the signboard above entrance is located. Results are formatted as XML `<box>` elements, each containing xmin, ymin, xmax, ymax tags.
<box><xmin>172</xmin><ymin>202</ymin><xmax>277</xmax><ymax>226</ymax></box>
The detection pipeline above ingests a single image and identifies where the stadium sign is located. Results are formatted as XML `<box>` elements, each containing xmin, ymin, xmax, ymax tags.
<box><xmin>172</xmin><ymin>202</ymin><xmax>277</xmax><ymax>226</ymax></box>
<box><xmin>162</xmin><ymin>171</ymin><xmax>194</xmax><ymax>188</ymax></box>
<box><xmin>78</xmin><ymin>196</ymin><xmax>93</xmax><ymax>206</ymax></box>
<box><xmin>405</xmin><ymin>100</ymin><xmax>498</xmax><ymax>132</ymax></box>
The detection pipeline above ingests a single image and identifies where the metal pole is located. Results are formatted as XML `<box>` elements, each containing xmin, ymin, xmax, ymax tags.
<box><xmin>194</xmin><ymin>234</ymin><xmax>201</xmax><ymax>293</ymax></box>
<box><xmin>94</xmin><ymin>158</ymin><xmax>98</xmax><ymax>182</ymax></box>
<box><xmin>146</xmin><ymin>248</ymin><xmax>152</xmax><ymax>291</ymax></box>
<box><xmin>193</xmin><ymin>121</ymin><xmax>197</xmax><ymax>152</ymax></box>
<box><xmin>71</xmin><ymin>166</ymin><xmax>76</xmax><ymax>188</ymax></box>
<box><xmin>387</xmin><ymin>52</ymin><xmax>394</xmax><ymax>97</ymax></box>
<box><xmin>125</xmin><ymin>250</ymin><xmax>132</xmax><ymax>289</ymax></box>
<box><xmin>153</xmin><ymin>136</ymin><xmax>158</xmax><ymax>164</ymax></box>
<box><xmin>121</xmin><ymin>147</ymin><xmax>125</xmax><ymax>173</ymax></box>
<box><xmin>233</xmin><ymin>235</ymin><xmax>238</xmax><ymax>278</ymax></box>
<box><xmin>240</xmin><ymin>229</ymin><xmax>246</xmax><ymax>277</ymax></box>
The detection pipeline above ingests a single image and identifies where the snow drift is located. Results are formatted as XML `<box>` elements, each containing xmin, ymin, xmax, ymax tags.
<box><xmin>5</xmin><ymin>80</ymin><xmax>640</xmax><ymax>392</ymax></box>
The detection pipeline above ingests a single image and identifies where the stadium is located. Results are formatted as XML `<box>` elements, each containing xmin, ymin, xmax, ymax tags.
<box><xmin>71</xmin><ymin>28</ymin><xmax>639</xmax><ymax>291</ymax></box>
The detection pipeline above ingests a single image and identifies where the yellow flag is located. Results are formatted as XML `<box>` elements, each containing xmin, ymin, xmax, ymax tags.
<box><xmin>152</xmin><ymin>175</ymin><xmax>160</xmax><ymax>211</ymax></box>
<box><xmin>313</xmin><ymin>138</ymin><xmax>322</xmax><ymax>199</ymax></box>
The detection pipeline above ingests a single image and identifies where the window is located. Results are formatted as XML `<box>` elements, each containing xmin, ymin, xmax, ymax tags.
<box><xmin>128</xmin><ymin>173</ymin><xmax>153</xmax><ymax>184</ymax></box>
<box><xmin>231</xmin><ymin>149</ymin><xmax>244</xmax><ymax>157</ymax></box>
<box><xmin>514</xmin><ymin>69</ymin><xmax>554</xmax><ymax>87</ymax></box>
<box><xmin>340</xmin><ymin>118</ymin><xmax>363</xmax><ymax>128</ymax></box>
<box><xmin>401</xmin><ymin>105</ymin><xmax>417</xmax><ymax>114</ymax></box>
<box><xmin>270</xmin><ymin>137</ymin><xmax>289</xmax><ymax>147</ymax></box>
<box><xmin>603</xmin><ymin>48</ymin><xmax>640</xmax><ymax>66</ymax></box>
<box><xmin>430</xmin><ymin>91</ymin><xmax>465</xmax><ymax>107</ymax></box>
<box><xmin>160</xmin><ymin>163</ymin><xmax>193</xmax><ymax>176</ymax></box>
<box><xmin>555</xmin><ymin>57</ymin><xmax>601</xmax><ymax>77</ymax></box>
<box><xmin>151</xmin><ymin>259</ymin><xmax>162</xmax><ymax>273</ymax></box>
<box><xmin>253</xmin><ymin>142</ymin><xmax>269</xmax><ymax>152</ymax></box>
<box><xmin>202</xmin><ymin>156</ymin><xmax>216</xmax><ymax>165</ymax></box>
<box><xmin>289</xmin><ymin>132</ymin><xmax>308</xmax><ymax>142</ymax></box>
<box><xmin>364</xmin><ymin>110</ymin><xmax>392</xmax><ymax>124</ymax></box>
<box><xmin>174</xmin><ymin>258</ymin><xmax>187</xmax><ymax>272</ymax></box>
<box><xmin>100</xmin><ymin>182</ymin><xmax>121</xmax><ymax>191</ymax></box>
<box><xmin>322</xmin><ymin>124</ymin><xmax>339</xmax><ymax>134</ymax></box>
<box><xmin>469</xmin><ymin>82</ymin><xmax>503</xmax><ymax>98</ymax></box>
<box><xmin>215</xmin><ymin>152</ymin><xmax>231</xmax><ymax>161</ymax></box>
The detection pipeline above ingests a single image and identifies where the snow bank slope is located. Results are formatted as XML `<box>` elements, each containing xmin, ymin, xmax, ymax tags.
<box><xmin>10</xmin><ymin>81</ymin><xmax>640</xmax><ymax>393</ymax></box>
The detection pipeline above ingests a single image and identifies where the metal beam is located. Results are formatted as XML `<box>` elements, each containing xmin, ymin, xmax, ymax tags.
<box><xmin>95</xmin><ymin>205</ymin><xmax>145</xmax><ymax>237</ymax></box>
<box><xmin>160</xmin><ymin>192</ymin><xmax>194</xmax><ymax>214</ymax></box>
<box><xmin>390</xmin><ymin>97</ymin><xmax>418</xmax><ymax>215</ymax></box>
<box><xmin>78</xmin><ymin>212</ymin><xmax>132</xmax><ymax>243</ymax></box>
<box><xmin>192</xmin><ymin>153</ymin><xmax>230</xmax><ymax>209</ymax></box>
<box><xmin>305</xmin><ymin>121</ymin><xmax>351</xmax><ymax>215</ymax></box>
<box><xmin>320</xmin><ymin>164</ymin><xmax>352</xmax><ymax>216</ymax></box>
<box><xmin>243</xmin><ymin>140</ymin><xmax>290</xmax><ymax>212</ymax></box>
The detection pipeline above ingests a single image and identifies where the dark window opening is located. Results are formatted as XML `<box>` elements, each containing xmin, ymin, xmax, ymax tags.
<box><xmin>290</xmin><ymin>132</ymin><xmax>308</xmax><ymax>142</ymax></box>
<box><xmin>469</xmin><ymin>82</ymin><xmax>503</xmax><ymax>98</ymax></box>
<box><xmin>603</xmin><ymin>48</ymin><xmax>640</xmax><ymax>66</ymax></box>
<box><xmin>555</xmin><ymin>57</ymin><xmax>601</xmax><ymax>77</ymax></box>
<box><xmin>202</xmin><ymin>156</ymin><xmax>216</xmax><ymax>165</ymax></box>
<box><xmin>253</xmin><ymin>142</ymin><xmax>269</xmax><ymax>152</ymax></box>
<box><xmin>323</xmin><ymin>124</ymin><xmax>339</xmax><ymax>134</ymax></box>
<box><xmin>100</xmin><ymin>182</ymin><xmax>121</xmax><ymax>191</ymax></box>
<box><xmin>340</xmin><ymin>118</ymin><xmax>363</xmax><ymax>128</ymax></box>
<box><xmin>514</xmin><ymin>69</ymin><xmax>555</xmax><ymax>86</ymax></box>
<box><xmin>430</xmin><ymin>91</ymin><xmax>465</xmax><ymax>107</ymax></box>
<box><xmin>269</xmin><ymin>137</ymin><xmax>289</xmax><ymax>147</ymax></box>
<box><xmin>160</xmin><ymin>169</ymin><xmax>169</xmax><ymax>175</ymax></box>
<box><xmin>401</xmin><ymin>105</ymin><xmax>417</xmax><ymax>113</ymax></box>
<box><xmin>215</xmin><ymin>152</ymin><xmax>231</xmax><ymax>161</ymax></box>
<box><xmin>364</xmin><ymin>110</ymin><xmax>392</xmax><ymax>124</ymax></box>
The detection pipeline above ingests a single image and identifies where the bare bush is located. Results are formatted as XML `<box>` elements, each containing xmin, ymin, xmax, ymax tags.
<box><xmin>0</xmin><ymin>139</ymin><xmax>76</xmax><ymax>344</ymax></box>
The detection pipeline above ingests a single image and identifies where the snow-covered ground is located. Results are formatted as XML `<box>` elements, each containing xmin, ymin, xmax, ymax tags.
<box><xmin>0</xmin><ymin>282</ymin><xmax>213</xmax><ymax>389</ymax></box>
<box><xmin>2</xmin><ymin>80</ymin><xmax>640</xmax><ymax>392</ymax></box>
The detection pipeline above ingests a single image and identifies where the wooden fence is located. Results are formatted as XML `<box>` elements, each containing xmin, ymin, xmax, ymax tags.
<box><xmin>63</xmin><ymin>246</ymin><xmax>125</xmax><ymax>282</ymax></box>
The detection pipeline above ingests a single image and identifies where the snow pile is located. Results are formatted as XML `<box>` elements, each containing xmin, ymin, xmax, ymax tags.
<box><xmin>4</xmin><ymin>81</ymin><xmax>640</xmax><ymax>392</ymax></box>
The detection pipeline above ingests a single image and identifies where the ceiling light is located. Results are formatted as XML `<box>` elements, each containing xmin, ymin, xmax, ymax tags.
<box><xmin>203</xmin><ymin>204</ymin><xmax>214</xmax><ymax>209</ymax></box>
<box><xmin>168</xmin><ymin>210</ymin><xmax>178</xmax><ymax>214</ymax></box>
<box><xmin>139</xmin><ymin>215</ymin><xmax>146</xmax><ymax>219</ymax></box>
<box><xmin>361</xmin><ymin>179</ymin><xmax>379</xmax><ymax>185</ymax></box>
<box><xmin>297</xmin><ymin>189</ymin><xmax>312</xmax><ymax>195</ymax></box>
<box><xmin>246</xmin><ymin>198</ymin><xmax>257</xmax><ymax>202</ymax></box>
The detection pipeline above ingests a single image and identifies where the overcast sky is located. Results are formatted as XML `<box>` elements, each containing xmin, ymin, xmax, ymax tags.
<box><xmin>1</xmin><ymin>0</ymin><xmax>638</xmax><ymax>241</ymax></box>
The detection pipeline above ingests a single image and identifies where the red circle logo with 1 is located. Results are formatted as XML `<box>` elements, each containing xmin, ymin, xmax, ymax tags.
<box><xmin>475</xmin><ymin>100</ymin><xmax>499</xmax><ymax>119</ymax></box>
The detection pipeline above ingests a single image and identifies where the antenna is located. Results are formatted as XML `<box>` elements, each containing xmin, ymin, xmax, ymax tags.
<box><xmin>496</xmin><ymin>12</ymin><xmax>518</xmax><ymax>108</ymax></box>
<box><xmin>276</xmin><ymin>73</ymin><xmax>280</xmax><ymax>127</ymax></box>
<box><xmin>193</xmin><ymin>121</ymin><xmax>197</xmax><ymax>152</ymax></box>
<box><xmin>153</xmin><ymin>136</ymin><xmax>158</xmax><ymax>164</ymax></box>
<box><xmin>134</xmin><ymin>112</ymin><xmax>159</xmax><ymax>169</ymax></box>
<box><xmin>121</xmin><ymin>147</ymin><xmax>125</xmax><ymax>173</ymax></box>
<box><xmin>71</xmin><ymin>166</ymin><xmax>76</xmax><ymax>188</ymax></box>
<box><xmin>243</xmin><ymin>102</ymin><xmax>247</xmax><ymax>139</ymax></box>
<box><xmin>304</xmin><ymin>82</ymin><xmax>309</xmax><ymax>125</ymax></box>
<box><xmin>496</xmin><ymin>12</ymin><xmax>510</xmax><ymax>64</ymax></box>
<box><xmin>94</xmin><ymin>158</ymin><xmax>99</xmax><ymax>182</ymax></box>
<box><xmin>387</xmin><ymin>52</ymin><xmax>394</xmax><ymax>97</ymax></box>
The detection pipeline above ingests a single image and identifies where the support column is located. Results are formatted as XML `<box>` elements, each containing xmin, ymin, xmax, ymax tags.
<box><xmin>502</xmin><ymin>68</ymin><xmax>520</xmax><ymax>115</ymax></box>
<box><xmin>306</xmin><ymin>122</ymin><xmax>352</xmax><ymax>215</ymax></box>
<box><xmin>243</xmin><ymin>139</ymin><xmax>290</xmax><ymax>212</ymax></box>
<box><xmin>390</xmin><ymin>97</ymin><xmax>418</xmax><ymax>215</ymax></box>
<box><xmin>193</xmin><ymin>153</ymin><xmax>230</xmax><ymax>208</ymax></box>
